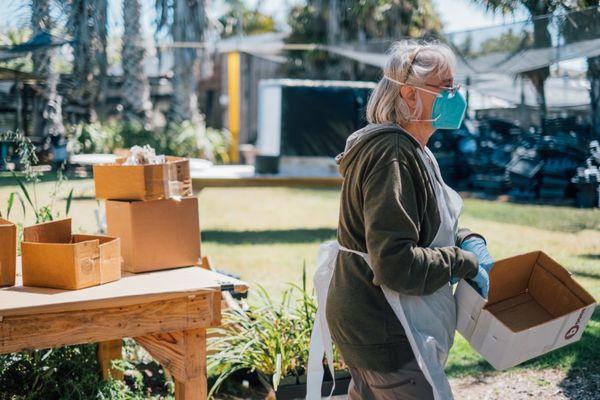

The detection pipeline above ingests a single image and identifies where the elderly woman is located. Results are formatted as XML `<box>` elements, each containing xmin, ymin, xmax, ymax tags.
<box><xmin>324</xmin><ymin>40</ymin><xmax>493</xmax><ymax>399</ymax></box>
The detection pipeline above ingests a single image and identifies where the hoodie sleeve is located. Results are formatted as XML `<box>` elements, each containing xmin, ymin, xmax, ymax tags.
<box><xmin>456</xmin><ymin>228</ymin><xmax>487</xmax><ymax>247</ymax></box>
<box><xmin>363</xmin><ymin>159</ymin><xmax>479</xmax><ymax>295</ymax></box>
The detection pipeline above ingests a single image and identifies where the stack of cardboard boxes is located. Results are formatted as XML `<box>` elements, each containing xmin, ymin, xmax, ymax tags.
<box><xmin>93</xmin><ymin>156</ymin><xmax>201</xmax><ymax>273</ymax></box>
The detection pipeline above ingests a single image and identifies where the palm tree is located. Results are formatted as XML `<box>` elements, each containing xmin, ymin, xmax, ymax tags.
<box><xmin>321</xmin><ymin>0</ymin><xmax>442</xmax><ymax>45</ymax></box>
<box><xmin>287</xmin><ymin>0</ymin><xmax>441</xmax><ymax>79</ymax></box>
<box><xmin>156</xmin><ymin>0</ymin><xmax>208</xmax><ymax>125</ymax></box>
<box><xmin>560</xmin><ymin>2</ymin><xmax>600</xmax><ymax>138</ymax></box>
<box><xmin>64</xmin><ymin>0</ymin><xmax>109</xmax><ymax>122</ymax></box>
<box><xmin>471</xmin><ymin>1</ymin><xmax>564</xmax><ymax>127</ymax></box>
<box><xmin>121</xmin><ymin>0</ymin><xmax>152</xmax><ymax>124</ymax></box>
<box><xmin>30</xmin><ymin>0</ymin><xmax>65</xmax><ymax>139</ymax></box>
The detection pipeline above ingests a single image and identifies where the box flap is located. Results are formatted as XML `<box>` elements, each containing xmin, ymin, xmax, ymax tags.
<box><xmin>469</xmin><ymin>309</ymin><xmax>517</xmax><ymax>370</ymax></box>
<box><xmin>455</xmin><ymin>279</ymin><xmax>487</xmax><ymax>340</ymax></box>
<box><xmin>534</xmin><ymin>252</ymin><xmax>596</xmax><ymax>306</ymax></box>
<box><xmin>72</xmin><ymin>234</ymin><xmax>119</xmax><ymax>246</ymax></box>
<box><xmin>23</xmin><ymin>219</ymin><xmax>72</xmax><ymax>244</ymax></box>
<box><xmin>0</xmin><ymin>218</ymin><xmax>16</xmax><ymax>227</ymax></box>
<box><xmin>73</xmin><ymin>239</ymin><xmax>101</xmax><ymax>288</ymax></box>
<box><xmin>487</xmin><ymin>250</ymin><xmax>539</xmax><ymax>304</ymax></box>
<box><xmin>528</xmin><ymin>262</ymin><xmax>587</xmax><ymax>319</ymax></box>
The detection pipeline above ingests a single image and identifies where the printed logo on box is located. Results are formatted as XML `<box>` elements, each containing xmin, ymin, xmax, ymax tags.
<box><xmin>564</xmin><ymin>309</ymin><xmax>586</xmax><ymax>340</ymax></box>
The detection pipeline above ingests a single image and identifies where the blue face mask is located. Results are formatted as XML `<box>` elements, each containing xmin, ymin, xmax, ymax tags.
<box><xmin>429</xmin><ymin>89</ymin><xmax>467</xmax><ymax>130</ymax></box>
<box><xmin>383</xmin><ymin>75</ymin><xmax>467</xmax><ymax>130</ymax></box>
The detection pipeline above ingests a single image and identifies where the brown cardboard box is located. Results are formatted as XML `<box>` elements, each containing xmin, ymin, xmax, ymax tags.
<box><xmin>21</xmin><ymin>219</ymin><xmax>122</xmax><ymax>290</ymax></box>
<box><xmin>0</xmin><ymin>218</ymin><xmax>16</xmax><ymax>287</ymax></box>
<box><xmin>456</xmin><ymin>250</ymin><xmax>597</xmax><ymax>370</ymax></box>
<box><xmin>106</xmin><ymin>196</ymin><xmax>201</xmax><ymax>273</ymax></box>
<box><xmin>93</xmin><ymin>156</ymin><xmax>192</xmax><ymax>201</ymax></box>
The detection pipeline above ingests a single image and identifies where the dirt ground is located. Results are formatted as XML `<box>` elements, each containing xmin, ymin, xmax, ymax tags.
<box><xmin>449</xmin><ymin>368</ymin><xmax>600</xmax><ymax>400</ymax></box>
<box><xmin>325</xmin><ymin>368</ymin><xmax>600</xmax><ymax>400</ymax></box>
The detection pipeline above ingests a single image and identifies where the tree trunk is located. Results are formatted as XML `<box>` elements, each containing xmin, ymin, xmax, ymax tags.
<box><xmin>96</xmin><ymin>0</ymin><xmax>109</xmax><ymax>118</ymax></box>
<box><xmin>121</xmin><ymin>0</ymin><xmax>152</xmax><ymax>124</ymax></box>
<box><xmin>523</xmin><ymin>1</ymin><xmax>552</xmax><ymax>128</ymax></box>
<box><xmin>326</xmin><ymin>0</ymin><xmax>339</xmax><ymax>45</ymax></box>
<box><xmin>31</xmin><ymin>0</ymin><xmax>65</xmax><ymax>139</ymax></box>
<box><xmin>588</xmin><ymin>55</ymin><xmax>600</xmax><ymax>138</ymax></box>
<box><xmin>168</xmin><ymin>0</ymin><xmax>207</xmax><ymax>125</ymax></box>
<box><xmin>67</xmin><ymin>0</ymin><xmax>108</xmax><ymax>122</ymax></box>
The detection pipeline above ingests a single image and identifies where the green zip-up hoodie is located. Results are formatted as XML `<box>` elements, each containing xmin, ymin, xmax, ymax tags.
<box><xmin>325</xmin><ymin>123</ymin><xmax>483</xmax><ymax>372</ymax></box>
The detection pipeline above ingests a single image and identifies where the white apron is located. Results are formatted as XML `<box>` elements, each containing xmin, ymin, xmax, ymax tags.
<box><xmin>306</xmin><ymin>146</ymin><xmax>464</xmax><ymax>400</ymax></box>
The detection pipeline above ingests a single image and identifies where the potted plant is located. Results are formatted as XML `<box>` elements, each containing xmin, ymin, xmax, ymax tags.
<box><xmin>207</xmin><ymin>267</ymin><xmax>350</xmax><ymax>399</ymax></box>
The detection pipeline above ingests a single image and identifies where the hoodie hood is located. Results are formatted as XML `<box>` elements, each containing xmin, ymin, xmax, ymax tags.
<box><xmin>335</xmin><ymin>123</ymin><xmax>421</xmax><ymax>177</ymax></box>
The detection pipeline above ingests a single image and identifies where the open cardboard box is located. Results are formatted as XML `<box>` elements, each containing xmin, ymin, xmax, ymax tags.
<box><xmin>0</xmin><ymin>218</ymin><xmax>17</xmax><ymax>287</ymax></box>
<box><xmin>21</xmin><ymin>219</ymin><xmax>121</xmax><ymax>290</ymax></box>
<box><xmin>93</xmin><ymin>156</ymin><xmax>192</xmax><ymax>201</ymax></box>
<box><xmin>456</xmin><ymin>250</ymin><xmax>597</xmax><ymax>370</ymax></box>
<box><xmin>106</xmin><ymin>196</ymin><xmax>201</xmax><ymax>273</ymax></box>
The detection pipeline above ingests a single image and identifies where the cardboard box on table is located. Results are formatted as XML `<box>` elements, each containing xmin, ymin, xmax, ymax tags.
<box><xmin>0</xmin><ymin>218</ymin><xmax>17</xmax><ymax>287</ymax></box>
<box><xmin>93</xmin><ymin>156</ymin><xmax>192</xmax><ymax>201</ymax></box>
<box><xmin>21</xmin><ymin>219</ymin><xmax>122</xmax><ymax>290</ymax></box>
<box><xmin>106</xmin><ymin>196</ymin><xmax>201</xmax><ymax>273</ymax></box>
<box><xmin>456</xmin><ymin>250</ymin><xmax>597</xmax><ymax>370</ymax></box>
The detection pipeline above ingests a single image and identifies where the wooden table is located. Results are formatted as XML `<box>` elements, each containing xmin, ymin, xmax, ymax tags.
<box><xmin>0</xmin><ymin>261</ymin><xmax>248</xmax><ymax>399</ymax></box>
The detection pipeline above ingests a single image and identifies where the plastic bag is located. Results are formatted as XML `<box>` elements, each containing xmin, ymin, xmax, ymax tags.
<box><xmin>123</xmin><ymin>144</ymin><xmax>166</xmax><ymax>165</ymax></box>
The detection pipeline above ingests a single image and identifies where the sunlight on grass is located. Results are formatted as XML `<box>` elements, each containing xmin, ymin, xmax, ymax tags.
<box><xmin>1</xmin><ymin>181</ymin><xmax>598</xmax><ymax>375</ymax></box>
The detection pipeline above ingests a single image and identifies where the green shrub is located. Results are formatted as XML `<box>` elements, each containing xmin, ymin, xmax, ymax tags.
<box><xmin>0</xmin><ymin>345</ymin><xmax>132</xmax><ymax>400</ymax></box>
<box><xmin>0</xmin><ymin>341</ymin><xmax>174</xmax><ymax>400</ymax></box>
<box><xmin>207</xmin><ymin>267</ymin><xmax>345</xmax><ymax>397</ymax></box>
<box><xmin>67</xmin><ymin>120</ymin><xmax>231</xmax><ymax>162</ymax></box>
<box><xmin>67</xmin><ymin>121</ymin><xmax>125</xmax><ymax>155</ymax></box>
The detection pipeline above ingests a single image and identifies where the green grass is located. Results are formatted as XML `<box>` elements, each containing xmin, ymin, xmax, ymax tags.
<box><xmin>198</xmin><ymin>187</ymin><xmax>600</xmax><ymax>380</ymax></box>
<box><xmin>460</xmin><ymin>197</ymin><xmax>600</xmax><ymax>233</ymax></box>
<box><xmin>1</xmin><ymin>179</ymin><xmax>599</xmax><ymax>391</ymax></box>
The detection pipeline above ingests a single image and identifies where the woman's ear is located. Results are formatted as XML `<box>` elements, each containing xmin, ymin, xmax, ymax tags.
<box><xmin>400</xmin><ymin>85</ymin><xmax>417</xmax><ymax>108</ymax></box>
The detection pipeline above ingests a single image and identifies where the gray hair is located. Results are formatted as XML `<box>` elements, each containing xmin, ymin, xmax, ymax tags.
<box><xmin>366</xmin><ymin>39</ymin><xmax>457</xmax><ymax>125</ymax></box>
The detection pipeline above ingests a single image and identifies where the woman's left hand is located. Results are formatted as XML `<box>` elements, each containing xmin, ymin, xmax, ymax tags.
<box><xmin>461</xmin><ymin>236</ymin><xmax>494</xmax><ymax>273</ymax></box>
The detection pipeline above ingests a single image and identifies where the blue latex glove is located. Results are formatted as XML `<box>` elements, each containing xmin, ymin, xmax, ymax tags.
<box><xmin>461</xmin><ymin>236</ymin><xmax>494</xmax><ymax>273</ymax></box>
<box><xmin>468</xmin><ymin>266</ymin><xmax>490</xmax><ymax>298</ymax></box>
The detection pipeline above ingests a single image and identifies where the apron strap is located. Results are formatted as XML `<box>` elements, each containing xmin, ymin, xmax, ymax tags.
<box><xmin>306</xmin><ymin>241</ymin><xmax>340</xmax><ymax>400</ymax></box>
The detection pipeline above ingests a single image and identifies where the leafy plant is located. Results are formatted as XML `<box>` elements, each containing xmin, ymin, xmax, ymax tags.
<box><xmin>67</xmin><ymin>120</ymin><xmax>231</xmax><ymax>163</ymax></box>
<box><xmin>10</xmin><ymin>166</ymin><xmax>73</xmax><ymax>224</ymax></box>
<box><xmin>1</xmin><ymin>130</ymin><xmax>74</xmax><ymax>224</ymax></box>
<box><xmin>0</xmin><ymin>130</ymin><xmax>39</xmax><ymax>180</ymax></box>
<box><xmin>67</xmin><ymin>121</ymin><xmax>125</xmax><ymax>155</ymax></box>
<box><xmin>207</xmin><ymin>265</ymin><xmax>345</xmax><ymax>398</ymax></box>
<box><xmin>0</xmin><ymin>344</ymin><xmax>157</xmax><ymax>400</ymax></box>
<box><xmin>0</xmin><ymin>345</ymin><xmax>113</xmax><ymax>399</ymax></box>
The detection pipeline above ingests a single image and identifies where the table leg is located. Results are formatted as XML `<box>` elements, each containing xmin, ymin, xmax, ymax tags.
<box><xmin>97</xmin><ymin>339</ymin><xmax>124</xmax><ymax>380</ymax></box>
<box><xmin>175</xmin><ymin>376</ymin><xmax>206</xmax><ymax>400</ymax></box>
<box><xmin>135</xmin><ymin>328</ymin><xmax>207</xmax><ymax>399</ymax></box>
<box><xmin>174</xmin><ymin>328</ymin><xmax>207</xmax><ymax>400</ymax></box>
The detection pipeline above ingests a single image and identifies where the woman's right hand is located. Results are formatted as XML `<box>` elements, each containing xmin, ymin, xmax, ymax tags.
<box><xmin>460</xmin><ymin>237</ymin><xmax>494</xmax><ymax>273</ymax></box>
<box><xmin>468</xmin><ymin>266</ymin><xmax>489</xmax><ymax>298</ymax></box>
